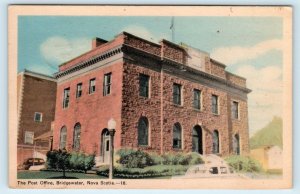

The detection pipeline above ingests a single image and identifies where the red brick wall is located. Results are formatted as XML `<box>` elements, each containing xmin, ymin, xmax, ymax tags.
<box><xmin>226</xmin><ymin>72</ymin><xmax>247</xmax><ymax>88</ymax></box>
<box><xmin>53</xmin><ymin>62</ymin><xmax>123</xmax><ymax>155</ymax></box>
<box><xmin>210</xmin><ymin>61</ymin><xmax>226</xmax><ymax>79</ymax></box>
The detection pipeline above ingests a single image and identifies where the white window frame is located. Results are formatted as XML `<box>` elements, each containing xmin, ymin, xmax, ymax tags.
<box><xmin>24</xmin><ymin>131</ymin><xmax>34</xmax><ymax>144</ymax></box>
<box><xmin>34</xmin><ymin>112</ymin><xmax>43</xmax><ymax>122</ymax></box>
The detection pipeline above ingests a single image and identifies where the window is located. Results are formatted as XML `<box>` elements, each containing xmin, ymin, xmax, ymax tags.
<box><xmin>89</xmin><ymin>78</ymin><xmax>96</xmax><ymax>94</ymax></box>
<box><xmin>24</xmin><ymin>131</ymin><xmax>34</xmax><ymax>144</ymax></box>
<box><xmin>173</xmin><ymin>83</ymin><xmax>182</xmax><ymax>105</ymax></box>
<box><xmin>233</xmin><ymin>134</ymin><xmax>240</xmax><ymax>155</ymax></box>
<box><xmin>63</xmin><ymin>88</ymin><xmax>70</xmax><ymax>108</ymax></box>
<box><xmin>34</xmin><ymin>112</ymin><xmax>42</xmax><ymax>122</ymax></box>
<box><xmin>212</xmin><ymin>95</ymin><xmax>219</xmax><ymax>114</ymax></box>
<box><xmin>59</xmin><ymin>126</ymin><xmax>67</xmax><ymax>149</ymax></box>
<box><xmin>193</xmin><ymin>89</ymin><xmax>201</xmax><ymax>110</ymax></box>
<box><xmin>232</xmin><ymin>101</ymin><xmax>239</xmax><ymax>119</ymax></box>
<box><xmin>103</xmin><ymin>73</ymin><xmax>112</xmax><ymax>96</ymax></box>
<box><xmin>76</xmin><ymin>83</ymin><xmax>82</xmax><ymax>98</ymax></box>
<box><xmin>138</xmin><ymin>117</ymin><xmax>149</xmax><ymax>146</ymax></box>
<box><xmin>212</xmin><ymin>130</ymin><xmax>219</xmax><ymax>154</ymax></box>
<box><xmin>139</xmin><ymin>74</ymin><xmax>150</xmax><ymax>97</ymax></box>
<box><xmin>73</xmin><ymin>123</ymin><xmax>81</xmax><ymax>150</ymax></box>
<box><xmin>173</xmin><ymin>123</ymin><xmax>182</xmax><ymax>149</ymax></box>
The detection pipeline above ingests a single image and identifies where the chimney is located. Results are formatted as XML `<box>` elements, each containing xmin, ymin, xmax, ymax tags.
<box><xmin>92</xmin><ymin>37</ymin><xmax>108</xmax><ymax>49</ymax></box>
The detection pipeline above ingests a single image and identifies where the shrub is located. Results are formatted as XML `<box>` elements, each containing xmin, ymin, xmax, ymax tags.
<box><xmin>96</xmin><ymin>165</ymin><xmax>189</xmax><ymax>178</ymax></box>
<box><xmin>117</xmin><ymin>149</ymin><xmax>154</xmax><ymax>168</ymax></box>
<box><xmin>161</xmin><ymin>152</ymin><xmax>203</xmax><ymax>165</ymax></box>
<box><xmin>225</xmin><ymin>155</ymin><xmax>262</xmax><ymax>173</ymax></box>
<box><xmin>69</xmin><ymin>152</ymin><xmax>95</xmax><ymax>173</ymax></box>
<box><xmin>46</xmin><ymin>149</ymin><xmax>95</xmax><ymax>173</ymax></box>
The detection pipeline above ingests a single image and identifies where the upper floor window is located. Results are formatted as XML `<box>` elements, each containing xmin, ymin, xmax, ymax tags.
<box><xmin>73</xmin><ymin>123</ymin><xmax>81</xmax><ymax>151</ymax></box>
<box><xmin>24</xmin><ymin>131</ymin><xmax>34</xmax><ymax>144</ymax></box>
<box><xmin>63</xmin><ymin>88</ymin><xmax>70</xmax><ymax>108</ymax></box>
<box><xmin>138</xmin><ymin>117</ymin><xmax>149</xmax><ymax>146</ymax></box>
<box><xmin>89</xmin><ymin>78</ymin><xmax>96</xmax><ymax>94</ymax></box>
<box><xmin>103</xmin><ymin>73</ymin><xmax>112</xmax><ymax>96</ymax></box>
<box><xmin>139</xmin><ymin>74</ymin><xmax>150</xmax><ymax>98</ymax></box>
<box><xmin>173</xmin><ymin>83</ymin><xmax>182</xmax><ymax>105</ymax></box>
<box><xmin>212</xmin><ymin>95</ymin><xmax>219</xmax><ymax>114</ymax></box>
<box><xmin>34</xmin><ymin>112</ymin><xmax>42</xmax><ymax>122</ymax></box>
<box><xmin>232</xmin><ymin>101</ymin><xmax>239</xmax><ymax>119</ymax></box>
<box><xmin>193</xmin><ymin>89</ymin><xmax>201</xmax><ymax>110</ymax></box>
<box><xmin>173</xmin><ymin>123</ymin><xmax>182</xmax><ymax>149</ymax></box>
<box><xmin>76</xmin><ymin>83</ymin><xmax>82</xmax><ymax>98</ymax></box>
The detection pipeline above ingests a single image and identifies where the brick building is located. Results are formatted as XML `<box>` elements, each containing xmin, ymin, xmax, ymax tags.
<box><xmin>53</xmin><ymin>32</ymin><xmax>251</xmax><ymax>163</ymax></box>
<box><xmin>17</xmin><ymin>70</ymin><xmax>57</xmax><ymax>165</ymax></box>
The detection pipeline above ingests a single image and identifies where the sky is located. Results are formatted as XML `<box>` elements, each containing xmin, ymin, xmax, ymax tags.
<box><xmin>18</xmin><ymin>16</ymin><xmax>283</xmax><ymax>135</ymax></box>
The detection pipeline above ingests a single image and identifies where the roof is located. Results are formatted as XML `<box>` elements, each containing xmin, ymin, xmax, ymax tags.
<box><xmin>34</xmin><ymin>131</ymin><xmax>53</xmax><ymax>141</ymax></box>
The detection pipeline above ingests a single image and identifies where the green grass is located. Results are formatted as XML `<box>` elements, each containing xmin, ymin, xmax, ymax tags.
<box><xmin>17</xmin><ymin>171</ymin><xmax>107</xmax><ymax>179</ymax></box>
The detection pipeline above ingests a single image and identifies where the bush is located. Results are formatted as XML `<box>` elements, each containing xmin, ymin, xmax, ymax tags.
<box><xmin>160</xmin><ymin>152</ymin><xmax>203</xmax><ymax>165</ymax></box>
<box><xmin>117</xmin><ymin>149</ymin><xmax>154</xmax><ymax>168</ymax></box>
<box><xmin>225</xmin><ymin>155</ymin><xmax>262</xmax><ymax>173</ymax></box>
<box><xmin>69</xmin><ymin>152</ymin><xmax>95</xmax><ymax>173</ymax></box>
<box><xmin>96</xmin><ymin>165</ymin><xmax>189</xmax><ymax>178</ymax></box>
<box><xmin>46</xmin><ymin>150</ymin><xmax>95</xmax><ymax>172</ymax></box>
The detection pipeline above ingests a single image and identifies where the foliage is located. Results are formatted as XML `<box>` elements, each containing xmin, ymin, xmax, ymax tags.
<box><xmin>46</xmin><ymin>149</ymin><xmax>95</xmax><ymax>173</ymax></box>
<box><xmin>116</xmin><ymin>149</ymin><xmax>204</xmax><ymax>168</ymax></box>
<box><xmin>117</xmin><ymin>149</ymin><xmax>154</xmax><ymax>168</ymax></box>
<box><xmin>250</xmin><ymin>116</ymin><xmax>282</xmax><ymax>149</ymax></box>
<box><xmin>97</xmin><ymin>165</ymin><xmax>189</xmax><ymax>179</ymax></box>
<box><xmin>69</xmin><ymin>152</ymin><xmax>96</xmax><ymax>173</ymax></box>
<box><xmin>225</xmin><ymin>155</ymin><xmax>262</xmax><ymax>173</ymax></box>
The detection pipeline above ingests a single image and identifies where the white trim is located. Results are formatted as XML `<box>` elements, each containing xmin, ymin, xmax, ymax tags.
<box><xmin>21</xmin><ymin>70</ymin><xmax>57</xmax><ymax>82</ymax></box>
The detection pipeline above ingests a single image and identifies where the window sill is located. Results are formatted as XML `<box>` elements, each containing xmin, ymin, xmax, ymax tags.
<box><xmin>172</xmin><ymin>103</ymin><xmax>184</xmax><ymax>108</ymax></box>
<box><xmin>172</xmin><ymin>148</ymin><xmax>183</xmax><ymax>151</ymax></box>
<box><xmin>212</xmin><ymin>113</ymin><xmax>220</xmax><ymax>116</ymax></box>
<box><xmin>193</xmin><ymin>108</ymin><xmax>202</xmax><ymax>112</ymax></box>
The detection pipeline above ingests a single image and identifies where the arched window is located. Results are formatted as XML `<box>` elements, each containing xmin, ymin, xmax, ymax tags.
<box><xmin>233</xmin><ymin>134</ymin><xmax>240</xmax><ymax>155</ymax></box>
<box><xmin>212</xmin><ymin>130</ymin><xmax>219</xmax><ymax>154</ymax></box>
<box><xmin>73</xmin><ymin>123</ymin><xmax>81</xmax><ymax>150</ymax></box>
<box><xmin>59</xmin><ymin>126</ymin><xmax>67</xmax><ymax>149</ymax></box>
<box><xmin>173</xmin><ymin>123</ymin><xmax>182</xmax><ymax>149</ymax></box>
<box><xmin>138</xmin><ymin>117</ymin><xmax>149</xmax><ymax>146</ymax></box>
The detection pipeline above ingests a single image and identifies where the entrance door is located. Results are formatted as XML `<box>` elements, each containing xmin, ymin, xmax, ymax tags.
<box><xmin>192</xmin><ymin>125</ymin><xmax>203</xmax><ymax>154</ymax></box>
<box><xmin>101</xmin><ymin>129</ymin><xmax>110</xmax><ymax>163</ymax></box>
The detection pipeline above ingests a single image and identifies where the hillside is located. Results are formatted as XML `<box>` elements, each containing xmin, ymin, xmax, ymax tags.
<box><xmin>250</xmin><ymin>116</ymin><xmax>283</xmax><ymax>149</ymax></box>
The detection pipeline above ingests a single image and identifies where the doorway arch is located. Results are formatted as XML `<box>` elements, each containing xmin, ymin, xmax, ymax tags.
<box><xmin>101</xmin><ymin>128</ymin><xmax>110</xmax><ymax>163</ymax></box>
<box><xmin>192</xmin><ymin>125</ymin><xmax>203</xmax><ymax>154</ymax></box>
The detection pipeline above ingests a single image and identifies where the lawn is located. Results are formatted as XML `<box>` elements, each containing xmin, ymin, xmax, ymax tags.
<box><xmin>17</xmin><ymin>171</ymin><xmax>107</xmax><ymax>179</ymax></box>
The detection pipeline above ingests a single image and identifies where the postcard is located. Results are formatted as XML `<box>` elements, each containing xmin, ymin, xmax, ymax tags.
<box><xmin>8</xmin><ymin>5</ymin><xmax>292</xmax><ymax>189</ymax></box>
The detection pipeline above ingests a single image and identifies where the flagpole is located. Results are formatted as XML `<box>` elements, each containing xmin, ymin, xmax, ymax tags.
<box><xmin>170</xmin><ymin>16</ymin><xmax>175</xmax><ymax>42</ymax></box>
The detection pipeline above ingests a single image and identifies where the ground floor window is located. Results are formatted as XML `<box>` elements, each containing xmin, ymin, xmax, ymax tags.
<box><xmin>59</xmin><ymin>126</ymin><xmax>67</xmax><ymax>149</ymax></box>
<box><xmin>73</xmin><ymin>123</ymin><xmax>81</xmax><ymax>150</ymax></box>
<box><xmin>138</xmin><ymin>117</ymin><xmax>149</xmax><ymax>146</ymax></box>
<box><xmin>233</xmin><ymin>133</ymin><xmax>240</xmax><ymax>155</ymax></box>
<box><xmin>173</xmin><ymin>123</ymin><xmax>182</xmax><ymax>149</ymax></box>
<box><xmin>212</xmin><ymin>130</ymin><xmax>219</xmax><ymax>154</ymax></box>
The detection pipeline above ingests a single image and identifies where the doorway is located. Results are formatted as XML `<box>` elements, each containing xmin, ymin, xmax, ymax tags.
<box><xmin>192</xmin><ymin>125</ymin><xmax>203</xmax><ymax>154</ymax></box>
<box><xmin>101</xmin><ymin>129</ymin><xmax>110</xmax><ymax>163</ymax></box>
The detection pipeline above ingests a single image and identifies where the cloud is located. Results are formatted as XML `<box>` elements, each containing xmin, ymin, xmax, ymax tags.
<box><xmin>122</xmin><ymin>25</ymin><xmax>169</xmax><ymax>43</ymax></box>
<box><xmin>40</xmin><ymin>36</ymin><xmax>91</xmax><ymax>65</ymax></box>
<box><xmin>234</xmin><ymin>64</ymin><xmax>282</xmax><ymax>135</ymax></box>
<box><xmin>211</xmin><ymin>39</ymin><xmax>284</xmax><ymax>65</ymax></box>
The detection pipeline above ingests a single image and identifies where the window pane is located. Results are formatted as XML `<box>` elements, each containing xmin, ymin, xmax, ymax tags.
<box><xmin>173</xmin><ymin>123</ymin><xmax>182</xmax><ymax>149</ymax></box>
<box><xmin>212</xmin><ymin>130</ymin><xmax>219</xmax><ymax>154</ymax></box>
<box><xmin>138</xmin><ymin>117</ymin><xmax>148</xmax><ymax>145</ymax></box>
<box><xmin>89</xmin><ymin>79</ymin><xmax>96</xmax><ymax>94</ymax></box>
<box><xmin>25</xmin><ymin>131</ymin><xmax>34</xmax><ymax>144</ymax></box>
<box><xmin>173</xmin><ymin>84</ymin><xmax>181</xmax><ymax>105</ymax></box>
<box><xmin>193</xmin><ymin>89</ymin><xmax>201</xmax><ymax>110</ymax></box>
<box><xmin>76</xmin><ymin>83</ymin><xmax>82</xmax><ymax>98</ymax></box>
<box><xmin>60</xmin><ymin>127</ymin><xmax>67</xmax><ymax>149</ymax></box>
<box><xmin>104</xmin><ymin>73</ymin><xmax>112</xmax><ymax>96</ymax></box>
<box><xmin>139</xmin><ymin>74</ymin><xmax>149</xmax><ymax>97</ymax></box>
<box><xmin>212</xmin><ymin>95</ymin><xmax>218</xmax><ymax>114</ymax></box>
<box><xmin>232</xmin><ymin>101</ymin><xmax>239</xmax><ymax>119</ymax></box>
<box><xmin>63</xmin><ymin>88</ymin><xmax>70</xmax><ymax>108</ymax></box>
<box><xmin>73</xmin><ymin>124</ymin><xmax>81</xmax><ymax>150</ymax></box>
